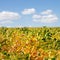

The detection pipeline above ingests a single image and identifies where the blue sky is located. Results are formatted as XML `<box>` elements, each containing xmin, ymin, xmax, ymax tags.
<box><xmin>0</xmin><ymin>0</ymin><xmax>60</xmax><ymax>27</ymax></box>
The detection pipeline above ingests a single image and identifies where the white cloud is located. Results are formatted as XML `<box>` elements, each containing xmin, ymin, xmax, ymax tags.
<box><xmin>0</xmin><ymin>11</ymin><xmax>20</xmax><ymax>20</ymax></box>
<box><xmin>33</xmin><ymin>19</ymin><xmax>40</xmax><ymax>22</ymax></box>
<box><xmin>0</xmin><ymin>11</ymin><xmax>21</xmax><ymax>25</ymax></box>
<box><xmin>33</xmin><ymin>9</ymin><xmax>58</xmax><ymax>23</ymax></box>
<box><xmin>40</xmin><ymin>16</ymin><xmax>58</xmax><ymax>23</ymax></box>
<box><xmin>15</xmin><ymin>24</ymin><xmax>23</xmax><ymax>27</ymax></box>
<box><xmin>0</xmin><ymin>20</ymin><xmax>13</xmax><ymax>24</ymax></box>
<box><xmin>41</xmin><ymin>9</ymin><xmax>52</xmax><ymax>15</ymax></box>
<box><xmin>32</xmin><ymin>14</ymin><xmax>41</xmax><ymax>19</ymax></box>
<box><xmin>22</xmin><ymin>8</ymin><xmax>35</xmax><ymax>15</ymax></box>
<box><xmin>28</xmin><ymin>25</ymin><xmax>32</xmax><ymax>27</ymax></box>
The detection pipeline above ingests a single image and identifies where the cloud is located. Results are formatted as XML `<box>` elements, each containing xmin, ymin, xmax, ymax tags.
<box><xmin>33</xmin><ymin>9</ymin><xmax>58</xmax><ymax>23</ymax></box>
<box><xmin>32</xmin><ymin>14</ymin><xmax>41</xmax><ymax>19</ymax></box>
<box><xmin>40</xmin><ymin>15</ymin><xmax>58</xmax><ymax>23</ymax></box>
<box><xmin>0</xmin><ymin>11</ymin><xmax>21</xmax><ymax>25</ymax></box>
<box><xmin>16</xmin><ymin>24</ymin><xmax>23</xmax><ymax>27</ymax></box>
<box><xmin>22</xmin><ymin>8</ymin><xmax>35</xmax><ymax>15</ymax></box>
<box><xmin>41</xmin><ymin>10</ymin><xmax>52</xmax><ymax>15</ymax></box>
<box><xmin>0</xmin><ymin>11</ymin><xmax>20</xmax><ymax>20</ymax></box>
<box><xmin>0</xmin><ymin>20</ymin><xmax>13</xmax><ymax>24</ymax></box>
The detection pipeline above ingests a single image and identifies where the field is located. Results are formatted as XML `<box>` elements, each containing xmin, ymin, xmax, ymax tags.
<box><xmin>0</xmin><ymin>27</ymin><xmax>60</xmax><ymax>60</ymax></box>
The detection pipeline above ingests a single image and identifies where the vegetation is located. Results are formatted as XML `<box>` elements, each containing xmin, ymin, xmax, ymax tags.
<box><xmin>0</xmin><ymin>27</ymin><xmax>60</xmax><ymax>60</ymax></box>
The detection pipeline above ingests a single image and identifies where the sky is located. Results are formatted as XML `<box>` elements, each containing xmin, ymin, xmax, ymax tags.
<box><xmin>0</xmin><ymin>0</ymin><xmax>60</xmax><ymax>27</ymax></box>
